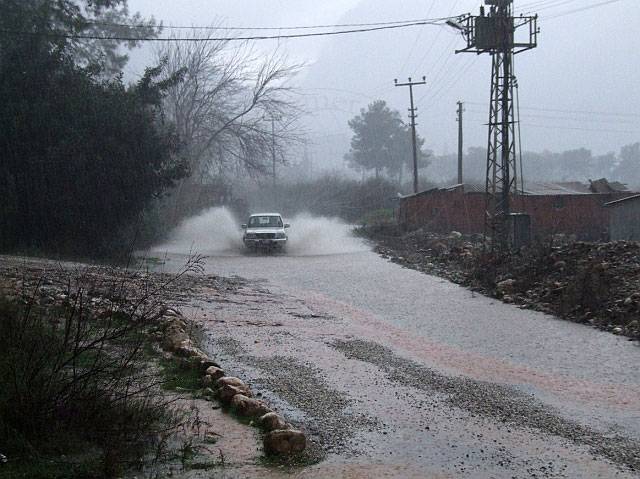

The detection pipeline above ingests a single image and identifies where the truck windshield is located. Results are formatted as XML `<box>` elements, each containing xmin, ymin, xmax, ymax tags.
<box><xmin>248</xmin><ymin>216</ymin><xmax>283</xmax><ymax>228</ymax></box>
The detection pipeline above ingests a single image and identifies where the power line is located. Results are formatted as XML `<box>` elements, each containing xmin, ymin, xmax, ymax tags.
<box><xmin>516</xmin><ymin>0</ymin><xmax>580</xmax><ymax>15</ymax></box>
<box><xmin>545</xmin><ymin>0</ymin><xmax>626</xmax><ymax>19</ymax></box>
<box><xmin>464</xmin><ymin>101</ymin><xmax>640</xmax><ymax>118</ymax></box>
<box><xmin>85</xmin><ymin>16</ymin><xmax>451</xmax><ymax>32</ymax></box>
<box><xmin>465</xmin><ymin>114</ymin><xmax>638</xmax><ymax>134</ymax></box>
<box><xmin>417</xmin><ymin>41</ymin><xmax>470</xmax><ymax>105</ymax></box>
<box><xmin>0</xmin><ymin>19</ymin><xmax>451</xmax><ymax>42</ymax></box>
<box><xmin>412</xmin><ymin>0</ymin><xmax>461</xmax><ymax>80</ymax></box>
<box><xmin>517</xmin><ymin>123</ymin><xmax>638</xmax><ymax>134</ymax></box>
<box><xmin>517</xmin><ymin>0</ymin><xmax>626</xmax><ymax>19</ymax></box>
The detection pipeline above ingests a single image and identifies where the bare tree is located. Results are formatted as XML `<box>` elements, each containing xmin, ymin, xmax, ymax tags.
<box><xmin>155</xmin><ymin>28</ymin><xmax>303</xmax><ymax>182</ymax></box>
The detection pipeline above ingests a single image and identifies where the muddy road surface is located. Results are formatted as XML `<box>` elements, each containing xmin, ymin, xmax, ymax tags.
<box><xmin>149</xmin><ymin>210</ymin><xmax>640</xmax><ymax>478</ymax></box>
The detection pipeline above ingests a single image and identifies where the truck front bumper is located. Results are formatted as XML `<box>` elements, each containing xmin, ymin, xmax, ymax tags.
<box><xmin>243</xmin><ymin>238</ymin><xmax>287</xmax><ymax>248</ymax></box>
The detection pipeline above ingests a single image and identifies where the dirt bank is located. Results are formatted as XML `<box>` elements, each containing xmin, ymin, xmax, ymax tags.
<box><xmin>359</xmin><ymin>226</ymin><xmax>640</xmax><ymax>341</ymax></box>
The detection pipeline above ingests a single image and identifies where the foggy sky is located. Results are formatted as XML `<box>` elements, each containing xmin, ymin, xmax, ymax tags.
<box><xmin>128</xmin><ymin>0</ymin><xmax>640</xmax><ymax>172</ymax></box>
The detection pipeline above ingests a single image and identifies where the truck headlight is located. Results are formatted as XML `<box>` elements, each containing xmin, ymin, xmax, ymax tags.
<box><xmin>275</xmin><ymin>232</ymin><xmax>286</xmax><ymax>239</ymax></box>
<box><xmin>246</xmin><ymin>233</ymin><xmax>257</xmax><ymax>239</ymax></box>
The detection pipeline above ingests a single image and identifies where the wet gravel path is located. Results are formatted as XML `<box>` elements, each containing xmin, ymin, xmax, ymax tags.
<box><xmin>332</xmin><ymin>339</ymin><xmax>640</xmax><ymax>473</ymax></box>
<box><xmin>187</xmin><ymin>276</ymin><xmax>640</xmax><ymax>478</ymax></box>
<box><xmin>211</xmin><ymin>336</ymin><xmax>378</xmax><ymax>465</ymax></box>
<box><xmin>147</xmin><ymin>240</ymin><xmax>640</xmax><ymax>478</ymax></box>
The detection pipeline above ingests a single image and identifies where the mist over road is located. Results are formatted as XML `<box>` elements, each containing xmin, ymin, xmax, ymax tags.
<box><xmin>153</xmin><ymin>207</ymin><xmax>367</xmax><ymax>258</ymax></box>
<box><xmin>149</xmin><ymin>208</ymin><xmax>640</xmax><ymax>478</ymax></box>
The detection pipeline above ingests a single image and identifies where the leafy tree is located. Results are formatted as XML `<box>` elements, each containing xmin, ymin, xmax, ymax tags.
<box><xmin>558</xmin><ymin>148</ymin><xmax>593</xmax><ymax>180</ymax></box>
<box><xmin>463</xmin><ymin>146</ymin><xmax>489</xmax><ymax>181</ymax></box>
<box><xmin>0</xmin><ymin>0</ymin><xmax>158</xmax><ymax>74</ymax></box>
<box><xmin>0</xmin><ymin>19</ymin><xmax>186</xmax><ymax>257</ymax></box>
<box><xmin>613</xmin><ymin>142</ymin><xmax>640</xmax><ymax>188</ymax></box>
<box><xmin>590</xmin><ymin>151</ymin><xmax>615</xmax><ymax>180</ymax></box>
<box><xmin>386</xmin><ymin>127</ymin><xmax>430</xmax><ymax>184</ymax></box>
<box><xmin>346</xmin><ymin>100</ymin><xmax>429</xmax><ymax>179</ymax></box>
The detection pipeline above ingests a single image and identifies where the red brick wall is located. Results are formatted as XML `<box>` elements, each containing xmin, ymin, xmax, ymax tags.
<box><xmin>523</xmin><ymin>194</ymin><xmax>615</xmax><ymax>240</ymax></box>
<box><xmin>399</xmin><ymin>189</ymin><xmax>485</xmax><ymax>235</ymax></box>
<box><xmin>399</xmin><ymin>188</ymin><xmax>629</xmax><ymax>240</ymax></box>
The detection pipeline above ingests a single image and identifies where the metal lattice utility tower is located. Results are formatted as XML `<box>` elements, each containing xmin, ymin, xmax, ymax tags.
<box><xmin>395</xmin><ymin>77</ymin><xmax>426</xmax><ymax>194</ymax></box>
<box><xmin>453</xmin><ymin>0</ymin><xmax>538</xmax><ymax>249</ymax></box>
<box><xmin>457</xmin><ymin>101</ymin><xmax>464</xmax><ymax>185</ymax></box>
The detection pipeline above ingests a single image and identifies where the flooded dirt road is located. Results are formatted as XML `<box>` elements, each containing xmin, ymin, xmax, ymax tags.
<box><xmin>151</xmin><ymin>210</ymin><xmax>640</xmax><ymax>478</ymax></box>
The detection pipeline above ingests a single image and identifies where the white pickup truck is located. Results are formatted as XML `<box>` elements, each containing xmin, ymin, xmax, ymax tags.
<box><xmin>241</xmin><ymin>213</ymin><xmax>290</xmax><ymax>251</ymax></box>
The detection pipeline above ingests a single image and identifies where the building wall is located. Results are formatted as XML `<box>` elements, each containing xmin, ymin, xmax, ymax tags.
<box><xmin>399</xmin><ymin>188</ymin><xmax>628</xmax><ymax>240</ymax></box>
<box><xmin>609</xmin><ymin>200</ymin><xmax>640</xmax><ymax>241</ymax></box>
<box><xmin>399</xmin><ymin>189</ymin><xmax>485</xmax><ymax>235</ymax></box>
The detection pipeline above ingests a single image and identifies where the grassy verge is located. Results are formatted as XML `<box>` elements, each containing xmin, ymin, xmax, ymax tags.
<box><xmin>159</xmin><ymin>357</ymin><xmax>202</xmax><ymax>391</ymax></box>
<box><xmin>0</xmin><ymin>267</ymin><xmax>189</xmax><ymax>478</ymax></box>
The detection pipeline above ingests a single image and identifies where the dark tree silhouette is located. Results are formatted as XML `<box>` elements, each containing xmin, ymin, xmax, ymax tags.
<box><xmin>0</xmin><ymin>0</ymin><xmax>159</xmax><ymax>75</ymax></box>
<box><xmin>0</xmin><ymin>4</ymin><xmax>185</xmax><ymax>258</ymax></box>
<box><xmin>346</xmin><ymin>100</ymin><xmax>429</xmax><ymax>180</ymax></box>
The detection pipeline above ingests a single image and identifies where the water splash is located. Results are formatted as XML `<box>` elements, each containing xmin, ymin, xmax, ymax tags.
<box><xmin>150</xmin><ymin>207</ymin><xmax>368</xmax><ymax>257</ymax></box>
<box><xmin>150</xmin><ymin>207</ymin><xmax>243</xmax><ymax>256</ymax></box>
<box><xmin>285</xmin><ymin>213</ymin><xmax>368</xmax><ymax>256</ymax></box>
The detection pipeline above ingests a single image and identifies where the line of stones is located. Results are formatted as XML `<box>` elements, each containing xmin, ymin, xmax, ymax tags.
<box><xmin>158</xmin><ymin>308</ymin><xmax>307</xmax><ymax>456</ymax></box>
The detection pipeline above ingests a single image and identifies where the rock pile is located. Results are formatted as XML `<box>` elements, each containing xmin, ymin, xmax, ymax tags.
<box><xmin>372</xmin><ymin>228</ymin><xmax>482</xmax><ymax>285</ymax></box>
<box><xmin>489</xmin><ymin>240</ymin><xmax>640</xmax><ymax>339</ymax></box>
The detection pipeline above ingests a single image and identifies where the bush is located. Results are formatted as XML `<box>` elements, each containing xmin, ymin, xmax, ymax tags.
<box><xmin>0</xmin><ymin>282</ymin><xmax>176</xmax><ymax>477</ymax></box>
<box><xmin>0</xmin><ymin>23</ymin><xmax>187</xmax><ymax>259</ymax></box>
<box><xmin>245</xmin><ymin>175</ymin><xmax>401</xmax><ymax>222</ymax></box>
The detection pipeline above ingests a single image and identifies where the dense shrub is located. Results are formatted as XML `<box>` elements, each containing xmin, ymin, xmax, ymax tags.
<box><xmin>0</xmin><ymin>4</ymin><xmax>186</xmax><ymax>259</ymax></box>
<box><xmin>0</xmin><ymin>290</ymin><xmax>174</xmax><ymax>476</ymax></box>
<box><xmin>247</xmin><ymin>175</ymin><xmax>401</xmax><ymax>222</ymax></box>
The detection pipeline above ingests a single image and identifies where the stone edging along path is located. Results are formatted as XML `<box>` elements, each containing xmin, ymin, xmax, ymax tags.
<box><xmin>158</xmin><ymin>308</ymin><xmax>307</xmax><ymax>457</ymax></box>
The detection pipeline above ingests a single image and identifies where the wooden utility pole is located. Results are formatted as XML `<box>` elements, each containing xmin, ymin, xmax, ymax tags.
<box><xmin>395</xmin><ymin>77</ymin><xmax>426</xmax><ymax>194</ymax></box>
<box><xmin>271</xmin><ymin>117</ymin><xmax>278</xmax><ymax>208</ymax></box>
<box><xmin>457</xmin><ymin>101</ymin><xmax>464</xmax><ymax>185</ymax></box>
<box><xmin>271</xmin><ymin>117</ymin><xmax>276</xmax><ymax>191</ymax></box>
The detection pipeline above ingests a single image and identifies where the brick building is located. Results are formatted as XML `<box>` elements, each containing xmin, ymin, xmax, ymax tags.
<box><xmin>398</xmin><ymin>180</ymin><xmax>632</xmax><ymax>241</ymax></box>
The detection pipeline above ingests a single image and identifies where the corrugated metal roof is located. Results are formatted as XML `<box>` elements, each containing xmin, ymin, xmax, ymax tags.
<box><xmin>604</xmin><ymin>194</ymin><xmax>640</xmax><ymax>208</ymax></box>
<box><xmin>522</xmin><ymin>182</ymin><xmax>592</xmax><ymax>195</ymax></box>
<box><xmin>458</xmin><ymin>183</ymin><xmax>485</xmax><ymax>193</ymax></box>
<box><xmin>402</xmin><ymin>179</ymin><xmax>629</xmax><ymax>198</ymax></box>
<box><xmin>442</xmin><ymin>181</ymin><xmax>594</xmax><ymax>195</ymax></box>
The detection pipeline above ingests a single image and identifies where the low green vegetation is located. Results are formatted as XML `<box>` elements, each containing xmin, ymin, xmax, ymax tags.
<box><xmin>159</xmin><ymin>357</ymin><xmax>203</xmax><ymax>391</ymax></box>
<box><xmin>249</xmin><ymin>176</ymin><xmax>403</xmax><ymax>222</ymax></box>
<box><xmin>359</xmin><ymin>208</ymin><xmax>396</xmax><ymax>226</ymax></box>
<box><xmin>0</xmin><ymin>294</ymin><xmax>177</xmax><ymax>477</ymax></box>
<box><xmin>0</xmin><ymin>457</ymin><xmax>103</xmax><ymax>479</ymax></box>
